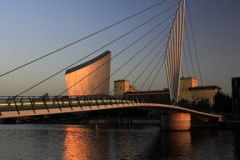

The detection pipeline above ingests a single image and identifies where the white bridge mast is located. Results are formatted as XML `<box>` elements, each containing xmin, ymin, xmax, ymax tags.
<box><xmin>164</xmin><ymin>0</ymin><xmax>185</xmax><ymax>103</ymax></box>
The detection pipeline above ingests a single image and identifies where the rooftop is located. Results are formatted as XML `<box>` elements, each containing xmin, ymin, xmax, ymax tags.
<box><xmin>114</xmin><ymin>79</ymin><xmax>129</xmax><ymax>82</ymax></box>
<box><xmin>65</xmin><ymin>50</ymin><xmax>111</xmax><ymax>75</ymax></box>
<box><xmin>189</xmin><ymin>85</ymin><xmax>221</xmax><ymax>90</ymax></box>
<box><xmin>125</xmin><ymin>89</ymin><xmax>169</xmax><ymax>94</ymax></box>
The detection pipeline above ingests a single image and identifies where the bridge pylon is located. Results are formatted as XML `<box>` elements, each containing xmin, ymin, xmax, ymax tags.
<box><xmin>164</xmin><ymin>0</ymin><xmax>185</xmax><ymax>103</ymax></box>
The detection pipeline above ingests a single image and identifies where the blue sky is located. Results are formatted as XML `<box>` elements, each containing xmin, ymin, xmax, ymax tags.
<box><xmin>0</xmin><ymin>0</ymin><xmax>239</xmax><ymax>96</ymax></box>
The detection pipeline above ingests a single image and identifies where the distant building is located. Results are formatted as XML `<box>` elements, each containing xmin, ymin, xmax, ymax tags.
<box><xmin>125</xmin><ymin>89</ymin><xmax>170</xmax><ymax>103</ymax></box>
<box><xmin>118</xmin><ymin>77</ymin><xmax>220</xmax><ymax>106</ymax></box>
<box><xmin>188</xmin><ymin>86</ymin><xmax>221</xmax><ymax>105</ymax></box>
<box><xmin>179</xmin><ymin>77</ymin><xmax>198</xmax><ymax>102</ymax></box>
<box><xmin>65</xmin><ymin>50</ymin><xmax>111</xmax><ymax>96</ymax></box>
<box><xmin>129</xmin><ymin>86</ymin><xmax>138</xmax><ymax>92</ymax></box>
<box><xmin>232</xmin><ymin>77</ymin><xmax>240</xmax><ymax>117</ymax></box>
<box><xmin>114</xmin><ymin>80</ymin><xmax>137</xmax><ymax>97</ymax></box>
<box><xmin>179</xmin><ymin>77</ymin><xmax>221</xmax><ymax>106</ymax></box>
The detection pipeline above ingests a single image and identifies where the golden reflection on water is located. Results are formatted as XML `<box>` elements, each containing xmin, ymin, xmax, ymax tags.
<box><xmin>62</xmin><ymin>125</ymin><xmax>193</xmax><ymax>160</ymax></box>
<box><xmin>63</xmin><ymin>126</ymin><xmax>89</xmax><ymax>160</ymax></box>
<box><xmin>62</xmin><ymin>125</ymin><xmax>234</xmax><ymax>160</ymax></box>
<box><xmin>62</xmin><ymin>126</ymin><xmax>108</xmax><ymax>160</ymax></box>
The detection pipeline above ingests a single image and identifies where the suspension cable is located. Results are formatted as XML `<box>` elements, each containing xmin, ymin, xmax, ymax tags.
<box><xmin>166</xmin><ymin>1</ymin><xmax>181</xmax><ymax>51</ymax></box>
<box><xmin>131</xmin><ymin>41</ymin><xmax>167</xmax><ymax>87</ymax></box>
<box><xmin>90</xmin><ymin>35</ymin><xmax>168</xmax><ymax>96</ymax></box>
<box><xmin>16</xmin><ymin>10</ymin><xmax>176</xmax><ymax>96</ymax></box>
<box><xmin>0</xmin><ymin>1</ymin><xmax>170</xmax><ymax>78</ymax></box>
<box><xmin>183</xmin><ymin>44</ymin><xmax>189</xmax><ymax>77</ymax></box>
<box><xmin>109</xmin><ymin>43</ymin><xmax>168</xmax><ymax>94</ymax></box>
<box><xmin>58</xmin><ymin>23</ymin><xmax>172</xmax><ymax>96</ymax></box>
<box><xmin>186</xmin><ymin>0</ymin><xmax>203</xmax><ymax>85</ymax></box>
<box><xmin>184</xmin><ymin>22</ymin><xmax>195</xmax><ymax>78</ymax></box>
<box><xmin>140</xmin><ymin>53</ymin><xmax>164</xmax><ymax>91</ymax></box>
<box><xmin>149</xmin><ymin>61</ymin><xmax>165</xmax><ymax>89</ymax></box>
<box><xmin>181</xmin><ymin>62</ymin><xmax>188</xmax><ymax>99</ymax></box>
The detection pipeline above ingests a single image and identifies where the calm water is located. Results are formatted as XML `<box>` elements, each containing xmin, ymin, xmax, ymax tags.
<box><xmin>0</xmin><ymin>124</ymin><xmax>239</xmax><ymax>160</ymax></box>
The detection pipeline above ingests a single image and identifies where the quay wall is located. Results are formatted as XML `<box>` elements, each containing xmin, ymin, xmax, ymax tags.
<box><xmin>89</xmin><ymin>119</ymin><xmax>161</xmax><ymax>125</ymax></box>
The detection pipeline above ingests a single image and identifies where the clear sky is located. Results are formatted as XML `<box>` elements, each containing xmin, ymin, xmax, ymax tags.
<box><xmin>0</xmin><ymin>0</ymin><xmax>239</xmax><ymax>96</ymax></box>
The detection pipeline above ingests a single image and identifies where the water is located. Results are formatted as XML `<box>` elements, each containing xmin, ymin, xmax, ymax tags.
<box><xmin>0</xmin><ymin>124</ymin><xmax>239</xmax><ymax>160</ymax></box>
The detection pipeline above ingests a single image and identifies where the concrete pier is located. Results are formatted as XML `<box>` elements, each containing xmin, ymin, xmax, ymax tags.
<box><xmin>161</xmin><ymin>113</ymin><xmax>191</xmax><ymax>130</ymax></box>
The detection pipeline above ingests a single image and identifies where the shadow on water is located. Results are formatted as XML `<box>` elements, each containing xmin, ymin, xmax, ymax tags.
<box><xmin>136</xmin><ymin>128</ymin><xmax>240</xmax><ymax>160</ymax></box>
<box><xmin>141</xmin><ymin>130</ymin><xmax>192</xmax><ymax>160</ymax></box>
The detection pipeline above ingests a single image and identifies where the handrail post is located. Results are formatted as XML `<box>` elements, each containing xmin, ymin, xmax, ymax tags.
<box><xmin>94</xmin><ymin>96</ymin><xmax>99</xmax><ymax>108</ymax></box>
<box><xmin>108</xmin><ymin>96</ymin><xmax>113</xmax><ymax>107</ymax></box>
<box><xmin>29</xmin><ymin>97</ymin><xmax>36</xmax><ymax>114</ymax></box>
<box><xmin>101</xmin><ymin>96</ymin><xmax>107</xmax><ymax>108</ymax></box>
<box><xmin>13</xmin><ymin>97</ymin><xmax>20</xmax><ymax>115</ymax></box>
<box><xmin>51</xmin><ymin>97</ymin><xmax>55</xmax><ymax>107</ymax></box>
<box><xmin>85</xmin><ymin>96</ymin><xmax>91</xmax><ymax>109</ymax></box>
<box><xmin>120</xmin><ymin>96</ymin><xmax>124</xmax><ymax>106</ymax></box>
<box><xmin>67</xmin><ymin>97</ymin><xmax>73</xmax><ymax>111</ymax></box>
<box><xmin>7</xmin><ymin>97</ymin><xmax>10</xmax><ymax>109</ymax></box>
<box><xmin>131</xmin><ymin>97</ymin><xmax>134</xmax><ymax>105</ymax></box>
<box><xmin>76</xmin><ymin>97</ymin><xmax>83</xmax><ymax>110</ymax></box>
<box><xmin>125</xmin><ymin>97</ymin><xmax>129</xmax><ymax>105</ymax></box>
<box><xmin>113</xmin><ymin>96</ymin><xmax>119</xmax><ymax>106</ymax></box>
<box><xmin>55</xmin><ymin>97</ymin><xmax>62</xmax><ymax>112</ymax></box>
<box><xmin>20</xmin><ymin>96</ymin><xmax>23</xmax><ymax>108</ymax></box>
<box><xmin>43</xmin><ymin>97</ymin><xmax>49</xmax><ymax>113</ymax></box>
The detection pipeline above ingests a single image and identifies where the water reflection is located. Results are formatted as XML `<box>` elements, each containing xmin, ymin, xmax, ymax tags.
<box><xmin>144</xmin><ymin>129</ymin><xmax>236</xmax><ymax>160</ymax></box>
<box><xmin>63</xmin><ymin>127</ymin><xmax>87</xmax><ymax>160</ymax></box>
<box><xmin>107</xmin><ymin>127</ymin><xmax>159</xmax><ymax>160</ymax></box>
<box><xmin>62</xmin><ymin>126</ymin><xmax>238</xmax><ymax>160</ymax></box>
<box><xmin>62</xmin><ymin>125</ymin><xmax>160</xmax><ymax>160</ymax></box>
<box><xmin>189</xmin><ymin>129</ymin><xmax>235</xmax><ymax>159</ymax></box>
<box><xmin>63</xmin><ymin>126</ymin><xmax>109</xmax><ymax>160</ymax></box>
<box><xmin>0</xmin><ymin>125</ymin><xmax>239</xmax><ymax>159</ymax></box>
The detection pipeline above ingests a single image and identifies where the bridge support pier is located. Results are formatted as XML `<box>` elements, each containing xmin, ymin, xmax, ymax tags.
<box><xmin>161</xmin><ymin>113</ymin><xmax>191</xmax><ymax>131</ymax></box>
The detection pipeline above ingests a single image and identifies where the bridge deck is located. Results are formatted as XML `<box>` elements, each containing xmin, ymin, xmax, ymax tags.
<box><xmin>0</xmin><ymin>98</ymin><xmax>225</xmax><ymax>121</ymax></box>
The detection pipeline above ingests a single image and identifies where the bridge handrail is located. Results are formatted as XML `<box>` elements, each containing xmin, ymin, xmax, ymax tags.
<box><xmin>0</xmin><ymin>95</ymin><xmax>225</xmax><ymax>117</ymax></box>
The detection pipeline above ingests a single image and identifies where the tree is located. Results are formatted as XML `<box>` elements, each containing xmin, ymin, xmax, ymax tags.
<box><xmin>212</xmin><ymin>92</ymin><xmax>232</xmax><ymax>115</ymax></box>
<box><xmin>196</xmin><ymin>98</ymin><xmax>211</xmax><ymax>110</ymax></box>
<box><xmin>178</xmin><ymin>98</ymin><xmax>191</xmax><ymax>108</ymax></box>
<box><xmin>178</xmin><ymin>98</ymin><xmax>211</xmax><ymax>113</ymax></box>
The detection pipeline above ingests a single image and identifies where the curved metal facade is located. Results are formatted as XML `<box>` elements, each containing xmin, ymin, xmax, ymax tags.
<box><xmin>65</xmin><ymin>50</ymin><xmax>111</xmax><ymax>96</ymax></box>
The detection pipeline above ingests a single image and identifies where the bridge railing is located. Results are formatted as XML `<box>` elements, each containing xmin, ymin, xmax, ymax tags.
<box><xmin>0</xmin><ymin>95</ymin><xmax>135</xmax><ymax>114</ymax></box>
<box><xmin>0</xmin><ymin>95</ymin><xmax>224</xmax><ymax>116</ymax></box>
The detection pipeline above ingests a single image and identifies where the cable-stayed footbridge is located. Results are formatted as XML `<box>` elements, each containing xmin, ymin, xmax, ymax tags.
<box><xmin>0</xmin><ymin>0</ymin><xmax>225</xmax><ymax>130</ymax></box>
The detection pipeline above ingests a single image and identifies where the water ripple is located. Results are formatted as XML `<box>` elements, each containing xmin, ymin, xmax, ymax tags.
<box><xmin>0</xmin><ymin>124</ymin><xmax>239</xmax><ymax>160</ymax></box>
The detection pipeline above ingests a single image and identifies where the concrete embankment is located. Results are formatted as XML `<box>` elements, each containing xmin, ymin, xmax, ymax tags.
<box><xmin>89</xmin><ymin>119</ymin><xmax>161</xmax><ymax>125</ymax></box>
